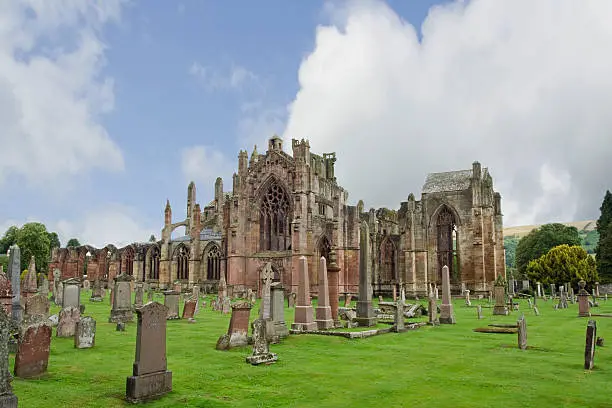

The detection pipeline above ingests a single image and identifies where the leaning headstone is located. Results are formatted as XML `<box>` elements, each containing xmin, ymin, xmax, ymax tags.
<box><xmin>428</xmin><ymin>293</ymin><xmax>439</xmax><ymax>326</ymax></box>
<box><xmin>517</xmin><ymin>314</ymin><xmax>527</xmax><ymax>350</ymax></box>
<box><xmin>74</xmin><ymin>316</ymin><xmax>96</xmax><ymax>349</ymax></box>
<box><xmin>0</xmin><ymin>308</ymin><xmax>17</xmax><ymax>406</ymax></box>
<box><xmin>246</xmin><ymin>318</ymin><xmax>278</xmax><ymax>365</ymax></box>
<box><xmin>163</xmin><ymin>291</ymin><xmax>180</xmax><ymax>320</ymax></box>
<box><xmin>477</xmin><ymin>305</ymin><xmax>483</xmax><ymax>320</ymax></box>
<box><xmin>527</xmin><ymin>298</ymin><xmax>533</xmax><ymax>309</ymax></box>
<box><xmin>355</xmin><ymin>222</ymin><xmax>376</xmax><ymax>327</ymax></box>
<box><xmin>14</xmin><ymin>322</ymin><xmax>52</xmax><ymax>378</ymax></box>
<box><xmin>62</xmin><ymin>278</ymin><xmax>81</xmax><ymax>309</ymax></box>
<box><xmin>109</xmin><ymin>273</ymin><xmax>134</xmax><ymax>323</ymax></box>
<box><xmin>315</xmin><ymin>257</ymin><xmax>334</xmax><ymax>330</ymax></box>
<box><xmin>126</xmin><ymin>302</ymin><xmax>172</xmax><ymax>403</ymax></box>
<box><xmin>584</xmin><ymin>320</ymin><xmax>597</xmax><ymax>370</ymax></box>
<box><xmin>56</xmin><ymin>306</ymin><xmax>81</xmax><ymax>338</ymax></box>
<box><xmin>217</xmin><ymin>301</ymin><xmax>251</xmax><ymax>350</ymax></box>
<box><xmin>394</xmin><ymin>300</ymin><xmax>405</xmax><ymax>332</ymax></box>
<box><xmin>533</xmin><ymin>306</ymin><xmax>540</xmax><ymax>316</ymax></box>
<box><xmin>291</xmin><ymin>257</ymin><xmax>317</xmax><ymax>331</ymax></box>
<box><xmin>7</xmin><ymin>245</ymin><xmax>22</xmax><ymax>324</ymax></box>
<box><xmin>439</xmin><ymin>265</ymin><xmax>455</xmax><ymax>324</ymax></box>
<box><xmin>578</xmin><ymin>280</ymin><xmax>591</xmax><ymax>317</ymax></box>
<box><xmin>181</xmin><ymin>299</ymin><xmax>197</xmax><ymax>319</ymax></box>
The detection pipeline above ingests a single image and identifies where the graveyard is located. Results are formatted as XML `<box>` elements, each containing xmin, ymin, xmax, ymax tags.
<box><xmin>10</xmin><ymin>289</ymin><xmax>612</xmax><ymax>407</ymax></box>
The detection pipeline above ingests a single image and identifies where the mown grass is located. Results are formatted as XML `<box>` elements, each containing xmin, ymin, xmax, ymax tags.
<box><xmin>12</xmin><ymin>292</ymin><xmax>612</xmax><ymax>407</ymax></box>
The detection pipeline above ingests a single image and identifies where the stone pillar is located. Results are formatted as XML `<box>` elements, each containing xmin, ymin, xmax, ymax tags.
<box><xmin>315</xmin><ymin>257</ymin><xmax>333</xmax><ymax>330</ymax></box>
<box><xmin>326</xmin><ymin>249</ymin><xmax>340</xmax><ymax>324</ymax></box>
<box><xmin>355</xmin><ymin>222</ymin><xmax>376</xmax><ymax>327</ymax></box>
<box><xmin>7</xmin><ymin>245</ymin><xmax>21</xmax><ymax>325</ymax></box>
<box><xmin>291</xmin><ymin>256</ymin><xmax>317</xmax><ymax>332</ymax></box>
<box><xmin>577</xmin><ymin>280</ymin><xmax>591</xmax><ymax>317</ymax></box>
<box><xmin>439</xmin><ymin>265</ymin><xmax>455</xmax><ymax>324</ymax></box>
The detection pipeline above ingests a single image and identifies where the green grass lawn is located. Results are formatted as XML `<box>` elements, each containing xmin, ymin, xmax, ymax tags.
<box><xmin>12</xmin><ymin>292</ymin><xmax>612</xmax><ymax>408</ymax></box>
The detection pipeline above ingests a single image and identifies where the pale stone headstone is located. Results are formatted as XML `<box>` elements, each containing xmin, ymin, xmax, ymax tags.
<box><xmin>0</xmin><ymin>307</ymin><xmax>17</xmax><ymax>406</ymax></box>
<box><xmin>126</xmin><ymin>302</ymin><xmax>172</xmax><ymax>403</ymax></box>
<box><xmin>533</xmin><ymin>306</ymin><xmax>540</xmax><ymax>316</ymax></box>
<box><xmin>90</xmin><ymin>279</ymin><xmax>103</xmax><ymax>302</ymax></box>
<box><xmin>536</xmin><ymin>282</ymin><xmax>542</xmax><ymax>297</ymax></box>
<box><xmin>439</xmin><ymin>265</ymin><xmax>455</xmax><ymax>324</ymax></box>
<box><xmin>109</xmin><ymin>273</ymin><xmax>134</xmax><ymax>323</ymax></box>
<box><xmin>291</xmin><ymin>257</ymin><xmax>317</xmax><ymax>331</ymax></box>
<box><xmin>528</xmin><ymin>298</ymin><xmax>533</xmax><ymax>309</ymax></box>
<box><xmin>569</xmin><ymin>286</ymin><xmax>575</xmax><ymax>304</ymax></box>
<box><xmin>57</xmin><ymin>306</ymin><xmax>80</xmax><ymax>337</ymax></box>
<box><xmin>464</xmin><ymin>289</ymin><xmax>471</xmax><ymax>306</ymax></box>
<box><xmin>428</xmin><ymin>293</ymin><xmax>439</xmax><ymax>326</ymax></box>
<box><xmin>22</xmin><ymin>256</ymin><xmax>38</xmax><ymax>296</ymax></box>
<box><xmin>270</xmin><ymin>283</ymin><xmax>288</xmax><ymax>339</ymax></box>
<box><xmin>578</xmin><ymin>280</ymin><xmax>591</xmax><ymax>317</ymax></box>
<box><xmin>434</xmin><ymin>284</ymin><xmax>439</xmax><ymax>301</ymax></box>
<box><xmin>477</xmin><ymin>305</ymin><xmax>483</xmax><ymax>319</ymax></box>
<box><xmin>82</xmin><ymin>280</ymin><xmax>91</xmax><ymax>291</ymax></box>
<box><xmin>356</xmin><ymin>223</ymin><xmax>376</xmax><ymax>327</ymax></box>
<box><xmin>55</xmin><ymin>282</ymin><xmax>64</xmax><ymax>307</ymax></box>
<box><xmin>315</xmin><ymin>257</ymin><xmax>334</xmax><ymax>330</ymax></box>
<box><xmin>75</xmin><ymin>316</ymin><xmax>96</xmax><ymax>349</ymax></box>
<box><xmin>517</xmin><ymin>314</ymin><xmax>527</xmax><ymax>350</ymax></box>
<box><xmin>246</xmin><ymin>318</ymin><xmax>278</xmax><ymax>365</ymax></box>
<box><xmin>40</xmin><ymin>278</ymin><xmax>49</xmax><ymax>299</ymax></box>
<box><xmin>394</xmin><ymin>300</ymin><xmax>405</xmax><ymax>332</ymax></box>
<box><xmin>14</xmin><ymin>322</ymin><xmax>51</xmax><ymax>379</ymax></box>
<box><xmin>260</xmin><ymin>263</ymin><xmax>274</xmax><ymax>320</ymax></box>
<box><xmin>550</xmin><ymin>284</ymin><xmax>556</xmax><ymax>298</ymax></box>
<box><xmin>7</xmin><ymin>245</ymin><xmax>22</xmax><ymax>324</ymax></box>
<box><xmin>62</xmin><ymin>278</ymin><xmax>81</xmax><ymax>309</ymax></box>
<box><xmin>558</xmin><ymin>286</ymin><xmax>568</xmax><ymax>309</ymax></box>
<box><xmin>221</xmin><ymin>297</ymin><xmax>231</xmax><ymax>314</ymax></box>
<box><xmin>584</xmin><ymin>320</ymin><xmax>597</xmax><ymax>370</ymax></box>
<box><xmin>134</xmin><ymin>283</ymin><xmax>144</xmax><ymax>308</ymax></box>
<box><xmin>164</xmin><ymin>291</ymin><xmax>180</xmax><ymax>320</ymax></box>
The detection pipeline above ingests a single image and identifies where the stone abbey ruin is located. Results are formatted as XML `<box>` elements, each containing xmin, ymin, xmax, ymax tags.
<box><xmin>48</xmin><ymin>136</ymin><xmax>506</xmax><ymax>296</ymax></box>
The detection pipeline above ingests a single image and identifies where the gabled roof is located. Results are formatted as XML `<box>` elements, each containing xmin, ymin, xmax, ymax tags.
<box><xmin>422</xmin><ymin>169</ymin><xmax>474</xmax><ymax>194</ymax></box>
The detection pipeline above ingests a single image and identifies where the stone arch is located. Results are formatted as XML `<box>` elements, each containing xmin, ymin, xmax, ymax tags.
<box><xmin>145</xmin><ymin>244</ymin><xmax>161</xmax><ymax>280</ymax></box>
<box><xmin>173</xmin><ymin>244</ymin><xmax>190</xmax><ymax>281</ymax></box>
<box><xmin>316</xmin><ymin>235</ymin><xmax>331</xmax><ymax>261</ymax></box>
<box><xmin>429</xmin><ymin>204</ymin><xmax>459</xmax><ymax>283</ymax></box>
<box><xmin>379</xmin><ymin>236</ymin><xmax>397</xmax><ymax>284</ymax></box>
<box><xmin>202</xmin><ymin>242</ymin><xmax>222</xmax><ymax>280</ymax></box>
<box><xmin>258</xmin><ymin>177</ymin><xmax>292</xmax><ymax>251</ymax></box>
<box><xmin>121</xmin><ymin>245</ymin><xmax>135</xmax><ymax>276</ymax></box>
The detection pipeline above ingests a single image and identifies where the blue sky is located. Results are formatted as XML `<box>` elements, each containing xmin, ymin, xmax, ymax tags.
<box><xmin>1</xmin><ymin>0</ymin><xmax>611</xmax><ymax>247</ymax></box>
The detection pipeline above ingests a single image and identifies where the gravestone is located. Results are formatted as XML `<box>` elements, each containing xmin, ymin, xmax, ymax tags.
<box><xmin>428</xmin><ymin>293</ymin><xmax>439</xmax><ymax>326</ymax></box>
<box><xmin>55</xmin><ymin>282</ymin><xmax>64</xmax><ymax>307</ymax></box>
<box><xmin>109</xmin><ymin>273</ymin><xmax>134</xmax><ymax>323</ymax></box>
<box><xmin>14</xmin><ymin>322</ymin><xmax>51</xmax><ymax>378</ymax></box>
<box><xmin>90</xmin><ymin>279</ymin><xmax>103</xmax><ymax>302</ymax></box>
<box><xmin>578</xmin><ymin>280</ymin><xmax>591</xmax><ymax>317</ymax></box>
<box><xmin>52</xmin><ymin>269</ymin><xmax>61</xmax><ymax>302</ymax></box>
<box><xmin>270</xmin><ymin>283</ymin><xmax>289</xmax><ymax>339</ymax></box>
<box><xmin>260</xmin><ymin>263</ymin><xmax>273</xmax><ymax>321</ymax></box>
<box><xmin>550</xmin><ymin>284</ymin><xmax>556</xmax><ymax>298</ymax></box>
<box><xmin>355</xmin><ymin>222</ymin><xmax>376</xmax><ymax>327</ymax></box>
<box><xmin>75</xmin><ymin>316</ymin><xmax>96</xmax><ymax>349</ymax></box>
<box><xmin>394</xmin><ymin>300</ymin><xmax>405</xmax><ymax>332</ymax></box>
<box><xmin>569</xmin><ymin>286</ymin><xmax>575</xmax><ymax>304</ymax></box>
<box><xmin>246</xmin><ymin>318</ymin><xmax>278</xmax><ymax>365</ymax></box>
<box><xmin>134</xmin><ymin>283</ymin><xmax>144</xmax><ymax>308</ymax></box>
<box><xmin>527</xmin><ymin>298</ymin><xmax>533</xmax><ymax>309</ymax></box>
<box><xmin>558</xmin><ymin>286</ymin><xmax>568</xmax><ymax>309</ymax></box>
<box><xmin>493</xmin><ymin>276</ymin><xmax>509</xmax><ymax>315</ymax></box>
<box><xmin>164</xmin><ymin>291</ymin><xmax>180</xmax><ymax>320</ymax></box>
<box><xmin>7</xmin><ymin>245</ymin><xmax>22</xmax><ymax>324</ymax></box>
<box><xmin>517</xmin><ymin>314</ymin><xmax>527</xmax><ymax>350</ymax></box>
<box><xmin>536</xmin><ymin>282</ymin><xmax>542</xmax><ymax>297</ymax></box>
<box><xmin>291</xmin><ymin>256</ymin><xmax>317</xmax><ymax>331</ymax></box>
<box><xmin>182</xmin><ymin>299</ymin><xmax>197</xmax><ymax>319</ymax></box>
<box><xmin>126</xmin><ymin>302</ymin><xmax>172</xmax><ymax>403</ymax></box>
<box><xmin>533</xmin><ymin>306</ymin><xmax>540</xmax><ymax>316</ymax></box>
<box><xmin>24</xmin><ymin>293</ymin><xmax>50</xmax><ymax>323</ymax></box>
<box><xmin>39</xmin><ymin>278</ymin><xmax>49</xmax><ymax>299</ymax></box>
<box><xmin>62</xmin><ymin>278</ymin><xmax>81</xmax><ymax>309</ymax></box>
<box><xmin>0</xmin><ymin>271</ymin><xmax>12</xmax><ymax>318</ymax></box>
<box><xmin>56</xmin><ymin>306</ymin><xmax>81</xmax><ymax>337</ymax></box>
<box><xmin>0</xmin><ymin>307</ymin><xmax>17</xmax><ymax>406</ymax></box>
<box><xmin>464</xmin><ymin>289</ymin><xmax>471</xmax><ymax>306</ymax></box>
<box><xmin>222</xmin><ymin>297</ymin><xmax>231</xmax><ymax>314</ymax></box>
<box><xmin>584</xmin><ymin>320</ymin><xmax>597</xmax><ymax>370</ymax></box>
<box><xmin>217</xmin><ymin>301</ymin><xmax>251</xmax><ymax>350</ymax></box>
<box><xmin>82</xmin><ymin>280</ymin><xmax>91</xmax><ymax>291</ymax></box>
<box><xmin>477</xmin><ymin>305</ymin><xmax>483</xmax><ymax>319</ymax></box>
<box><xmin>315</xmin><ymin>257</ymin><xmax>334</xmax><ymax>330</ymax></box>
<box><xmin>288</xmin><ymin>292</ymin><xmax>296</xmax><ymax>308</ymax></box>
<box><xmin>439</xmin><ymin>265</ymin><xmax>455</xmax><ymax>324</ymax></box>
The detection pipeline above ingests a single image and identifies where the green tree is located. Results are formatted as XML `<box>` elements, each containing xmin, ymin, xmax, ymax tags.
<box><xmin>0</xmin><ymin>226</ymin><xmax>19</xmax><ymax>255</ymax></box>
<box><xmin>47</xmin><ymin>232</ymin><xmax>61</xmax><ymax>250</ymax></box>
<box><xmin>0</xmin><ymin>255</ymin><xmax>7</xmax><ymax>273</ymax></box>
<box><xmin>596</xmin><ymin>190</ymin><xmax>612</xmax><ymax>282</ymax></box>
<box><xmin>515</xmin><ymin>223</ymin><xmax>581</xmax><ymax>275</ymax></box>
<box><xmin>526</xmin><ymin>244</ymin><xmax>598</xmax><ymax>286</ymax></box>
<box><xmin>503</xmin><ymin>236</ymin><xmax>519</xmax><ymax>269</ymax></box>
<box><xmin>66</xmin><ymin>238</ymin><xmax>81</xmax><ymax>247</ymax></box>
<box><xmin>15</xmin><ymin>222</ymin><xmax>51</xmax><ymax>273</ymax></box>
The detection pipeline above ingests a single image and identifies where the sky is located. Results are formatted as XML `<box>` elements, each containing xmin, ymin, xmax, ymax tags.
<box><xmin>1</xmin><ymin>0</ymin><xmax>611</xmax><ymax>248</ymax></box>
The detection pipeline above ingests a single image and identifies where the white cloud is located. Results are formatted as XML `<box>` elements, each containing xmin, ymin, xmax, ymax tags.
<box><xmin>283</xmin><ymin>0</ymin><xmax>612</xmax><ymax>226</ymax></box>
<box><xmin>189</xmin><ymin>62</ymin><xmax>259</xmax><ymax>91</ymax></box>
<box><xmin>0</xmin><ymin>0</ymin><xmax>125</xmax><ymax>188</ymax></box>
<box><xmin>181</xmin><ymin>145</ymin><xmax>234</xmax><ymax>199</ymax></box>
<box><xmin>238</xmin><ymin>102</ymin><xmax>286</xmax><ymax>148</ymax></box>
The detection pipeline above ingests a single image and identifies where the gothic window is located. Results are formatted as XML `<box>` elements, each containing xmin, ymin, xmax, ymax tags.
<box><xmin>436</xmin><ymin>206</ymin><xmax>457</xmax><ymax>282</ymax></box>
<box><xmin>259</xmin><ymin>183</ymin><xmax>291</xmax><ymax>251</ymax></box>
<box><xmin>176</xmin><ymin>245</ymin><xmax>190</xmax><ymax>280</ymax></box>
<box><xmin>318</xmin><ymin>236</ymin><xmax>331</xmax><ymax>261</ymax></box>
<box><xmin>379</xmin><ymin>238</ymin><xmax>396</xmax><ymax>283</ymax></box>
<box><xmin>148</xmin><ymin>246</ymin><xmax>160</xmax><ymax>280</ymax></box>
<box><xmin>206</xmin><ymin>245</ymin><xmax>221</xmax><ymax>280</ymax></box>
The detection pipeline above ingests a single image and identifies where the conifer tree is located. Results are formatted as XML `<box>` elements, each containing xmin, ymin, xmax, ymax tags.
<box><xmin>596</xmin><ymin>190</ymin><xmax>612</xmax><ymax>282</ymax></box>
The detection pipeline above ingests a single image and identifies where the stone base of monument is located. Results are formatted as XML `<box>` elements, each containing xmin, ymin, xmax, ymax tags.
<box><xmin>126</xmin><ymin>370</ymin><xmax>172</xmax><ymax>403</ymax></box>
<box><xmin>315</xmin><ymin>318</ymin><xmax>334</xmax><ymax>330</ymax></box>
<box><xmin>493</xmin><ymin>306</ymin><xmax>509</xmax><ymax>316</ymax></box>
<box><xmin>439</xmin><ymin>304</ymin><xmax>456</xmax><ymax>324</ymax></box>
<box><xmin>109</xmin><ymin>309</ymin><xmax>133</xmax><ymax>323</ymax></box>
<box><xmin>246</xmin><ymin>352</ymin><xmax>278</xmax><ymax>365</ymax></box>
<box><xmin>354</xmin><ymin>317</ymin><xmax>378</xmax><ymax>327</ymax></box>
<box><xmin>0</xmin><ymin>393</ymin><xmax>18</xmax><ymax>408</ymax></box>
<box><xmin>272</xmin><ymin>321</ymin><xmax>289</xmax><ymax>339</ymax></box>
<box><xmin>290</xmin><ymin>321</ymin><xmax>318</xmax><ymax>331</ymax></box>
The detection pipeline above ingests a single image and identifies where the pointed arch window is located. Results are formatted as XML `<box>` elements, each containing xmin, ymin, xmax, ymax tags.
<box><xmin>436</xmin><ymin>206</ymin><xmax>457</xmax><ymax>282</ymax></box>
<box><xmin>379</xmin><ymin>238</ymin><xmax>397</xmax><ymax>283</ymax></box>
<box><xmin>148</xmin><ymin>246</ymin><xmax>160</xmax><ymax>280</ymax></box>
<box><xmin>177</xmin><ymin>245</ymin><xmax>190</xmax><ymax>280</ymax></box>
<box><xmin>206</xmin><ymin>245</ymin><xmax>221</xmax><ymax>280</ymax></box>
<box><xmin>259</xmin><ymin>183</ymin><xmax>291</xmax><ymax>251</ymax></box>
<box><xmin>123</xmin><ymin>248</ymin><xmax>134</xmax><ymax>276</ymax></box>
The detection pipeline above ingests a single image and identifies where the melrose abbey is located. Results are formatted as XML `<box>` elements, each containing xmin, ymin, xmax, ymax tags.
<box><xmin>49</xmin><ymin>136</ymin><xmax>506</xmax><ymax>296</ymax></box>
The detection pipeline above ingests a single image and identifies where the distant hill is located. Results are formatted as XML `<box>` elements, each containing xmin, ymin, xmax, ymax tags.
<box><xmin>504</xmin><ymin>220</ymin><xmax>597</xmax><ymax>238</ymax></box>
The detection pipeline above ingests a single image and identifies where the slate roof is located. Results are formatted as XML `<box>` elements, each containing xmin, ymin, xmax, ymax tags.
<box><xmin>172</xmin><ymin>228</ymin><xmax>222</xmax><ymax>243</ymax></box>
<box><xmin>422</xmin><ymin>169</ymin><xmax>474</xmax><ymax>194</ymax></box>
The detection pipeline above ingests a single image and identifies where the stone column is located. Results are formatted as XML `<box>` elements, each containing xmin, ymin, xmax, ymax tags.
<box><xmin>355</xmin><ymin>222</ymin><xmax>376</xmax><ymax>327</ymax></box>
<box><xmin>7</xmin><ymin>245</ymin><xmax>21</xmax><ymax>325</ymax></box>
<box><xmin>315</xmin><ymin>257</ymin><xmax>333</xmax><ymax>330</ymax></box>
<box><xmin>291</xmin><ymin>256</ymin><xmax>317</xmax><ymax>332</ymax></box>
<box><xmin>326</xmin><ymin>250</ymin><xmax>340</xmax><ymax>324</ymax></box>
<box><xmin>439</xmin><ymin>265</ymin><xmax>455</xmax><ymax>324</ymax></box>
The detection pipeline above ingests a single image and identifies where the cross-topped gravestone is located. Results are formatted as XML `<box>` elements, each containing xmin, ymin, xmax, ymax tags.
<box><xmin>0</xmin><ymin>307</ymin><xmax>17</xmax><ymax>406</ymax></box>
<box><xmin>578</xmin><ymin>280</ymin><xmax>591</xmax><ymax>317</ymax></box>
<box><xmin>260</xmin><ymin>262</ymin><xmax>274</xmax><ymax>320</ymax></box>
<box><xmin>246</xmin><ymin>318</ymin><xmax>278</xmax><ymax>365</ymax></box>
<box><xmin>126</xmin><ymin>302</ymin><xmax>172</xmax><ymax>403</ymax></box>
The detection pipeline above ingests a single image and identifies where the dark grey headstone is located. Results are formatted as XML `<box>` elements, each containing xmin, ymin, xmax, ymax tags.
<box><xmin>585</xmin><ymin>320</ymin><xmax>597</xmax><ymax>370</ymax></box>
